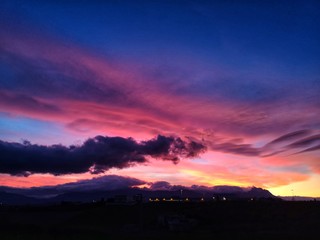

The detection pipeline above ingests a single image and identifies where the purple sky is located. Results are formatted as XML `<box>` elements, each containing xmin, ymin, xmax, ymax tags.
<box><xmin>0</xmin><ymin>0</ymin><xmax>320</xmax><ymax>197</ymax></box>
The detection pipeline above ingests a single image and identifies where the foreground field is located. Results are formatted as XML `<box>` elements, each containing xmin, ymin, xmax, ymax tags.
<box><xmin>0</xmin><ymin>201</ymin><xmax>319</xmax><ymax>240</ymax></box>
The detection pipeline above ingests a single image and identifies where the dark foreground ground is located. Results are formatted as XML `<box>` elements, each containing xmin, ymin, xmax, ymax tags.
<box><xmin>0</xmin><ymin>201</ymin><xmax>319</xmax><ymax>240</ymax></box>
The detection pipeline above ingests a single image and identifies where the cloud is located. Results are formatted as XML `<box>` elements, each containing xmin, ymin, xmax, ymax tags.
<box><xmin>267</xmin><ymin>130</ymin><xmax>312</xmax><ymax>145</ymax></box>
<box><xmin>0</xmin><ymin>90</ymin><xmax>62</xmax><ymax>116</ymax></box>
<box><xmin>0</xmin><ymin>135</ymin><xmax>206</xmax><ymax>176</ymax></box>
<box><xmin>204</xmin><ymin>129</ymin><xmax>320</xmax><ymax>158</ymax></box>
<box><xmin>209</xmin><ymin>142</ymin><xmax>260</xmax><ymax>156</ymax></box>
<box><xmin>294</xmin><ymin>144</ymin><xmax>320</xmax><ymax>155</ymax></box>
<box><xmin>262</xmin><ymin>131</ymin><xmax>320</xmax><ymax>157</ymax></box>
<box><xmin>1</xmin><ymin>19</ymin><xmax>319</xmax><ymax>144</ymax></box>
<box><xmin>286</xmin><ymin>134</ymin><xmax>320</xmax><ymax>149</ymax></box>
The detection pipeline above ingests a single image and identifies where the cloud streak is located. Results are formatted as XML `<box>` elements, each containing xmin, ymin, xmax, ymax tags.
<box><xmin>267</xmin><ymin>130</ymin><xmax>312</xmax><ymax>145</ymax></box>
<box><xmin>209</xmin><ymin>142</ymin><xmax>260</xmax><ymax>157</ymax></box>
<box><xmin>262</xmin><ymin>131</ymin><xmax>320</xmax><ymax>157</ymax></box>
<box><xmin>0</xmin><ymin>135</ymin><xmax>206</xmax><ymax>176</ymax></box>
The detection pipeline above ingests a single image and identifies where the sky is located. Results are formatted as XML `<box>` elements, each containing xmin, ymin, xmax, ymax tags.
<box><xmin>0</xmin><ymin>0</ymin><xmax>319</xmax><ymax>197</ymax></box>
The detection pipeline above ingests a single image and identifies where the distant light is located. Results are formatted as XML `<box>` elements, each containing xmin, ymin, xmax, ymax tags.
<box><xmin>222</xmin><ymin>197</ymin><xmax>226</xmax><ymax>201</ymax></box>
<box><xmin>185</xmin><ymin>198</ymin><xmax>189</xmax><ymax>201</ymax></box>
<box><xmin>201</xmin><ymin>198</ymin><xmax>204</xmax><ymax>201</ymax></box>
<box><xmin>163</xmin><ymin>198</ymin><xmax>166</xmax><ymax>201</ymax></box>
<box><xmin>170</xmin><ymin>198</ymin><xmax>173</xmax><ymax>201</ymax></box>
<box><xmin>155</xmin><ymin>198</ymin><xmax>159</xmax><ymax>201</ymax></box>
<box><xmin>149</xmin><ymin>198</ymin><xmax>153</xmax><ymax>202</ymax></box>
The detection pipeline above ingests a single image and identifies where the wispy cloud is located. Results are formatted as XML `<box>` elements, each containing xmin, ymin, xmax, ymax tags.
<box><xmin>262</xmin><ymin>130</ymin><xmax>320</xmax><ymax>157</ymax></box>
<box><xmin>1</xmin><ymin>20</ymin><xmax>319</xmax><ymax>143</ymax></box>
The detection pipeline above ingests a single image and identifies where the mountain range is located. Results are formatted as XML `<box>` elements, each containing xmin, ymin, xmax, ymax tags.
<box><xmin>0</xmin><ymin>175</ymin><xmax>280</xmax><ymax>205</ymax></box>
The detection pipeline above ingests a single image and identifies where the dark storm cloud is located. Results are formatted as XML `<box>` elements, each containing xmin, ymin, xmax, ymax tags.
<box><xmin>0</xmin><ymin>135</ymin><xmax>206</xmax><ymax>176</ymax></box>
<box><xmin>143</xmin><ymin>135</ymin><xmax>206</xmax><ymax>161</ymax></box>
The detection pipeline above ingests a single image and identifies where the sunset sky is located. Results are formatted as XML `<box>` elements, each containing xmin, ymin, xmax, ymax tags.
<box><xmin>0</xmin><ymin>0</ymin><xmax>319</xmax><ymax>197</ymax></box>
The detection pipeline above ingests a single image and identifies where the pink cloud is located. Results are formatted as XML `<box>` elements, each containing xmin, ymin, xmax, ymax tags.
<box><xmin>2</xmin><ymin>24</ymin><xmax>319</xmax><ymax>144</ymax></box>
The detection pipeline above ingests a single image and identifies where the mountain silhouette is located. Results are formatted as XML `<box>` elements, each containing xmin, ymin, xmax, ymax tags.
<box><xmin>0</xmin><ymin>186</ymin><xmax>278</xmax><ymax>205</ymax></box>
